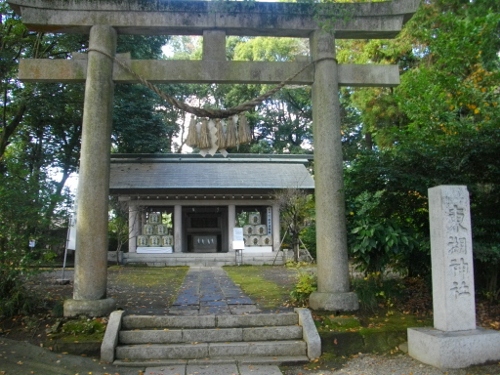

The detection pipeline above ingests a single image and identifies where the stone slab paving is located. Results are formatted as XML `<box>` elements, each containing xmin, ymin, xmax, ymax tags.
<box><xmin>170</xmin><ymin>266</ymin><xmax>260</xmax><ymax>315</ymax></box>
<box><xmin>141</xmin><ymin>267</ymin><xmax>284</xmax><ymax>373</ymax></box>
<box><xmin>145</xmin><ymin>365</ymin><xmax>186</xmax><ymax>375</ymax></box>
<box><xmin>144</xmin><ymin>266</ymin><xmax>282</xmax><ymax>375</ymax></box>
<box><xmin>187</xmin><ymin>363</ymin><xmax>239</xmax><ymax>375</ymax></box>
<box><xmin>144</xmin><ymin>364</ymin><xmax>283</xmax><ymax>375</ymax></box>
<box><xmin>239</xmin><ymin>364</ymin><xmax>284</xmax><ymax>375</ymax></box>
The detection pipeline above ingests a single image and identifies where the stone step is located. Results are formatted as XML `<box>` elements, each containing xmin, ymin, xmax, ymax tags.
<box><xmin>115</xmin><ymin>340</ymin><xmax>307</xmax><ymax>361</ymax></box>
<box><xmin>102</xmin><ymin>309</ymin><xmax>321</xmax><ymax>366</ymax></box>
<box><xmin>121</xmin><ymin>252</ymin><xmax>285</xmax><ymax>267</ymax></box>
<box><xmin>120</xmin><ymin>325</ymin><xmax>304</xmax><ymax>344</ymax></box>
<box><xmin>112</xmin><ymin>355</ymin><xmax>310</xmax><ymax>367</ymax></box>
<box><xmin>121</xmin><ymin>312</ymin><xmax>299</xmax><ymax>330</ymax></box>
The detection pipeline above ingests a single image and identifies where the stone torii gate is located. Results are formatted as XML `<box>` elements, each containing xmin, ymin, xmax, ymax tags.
<box><xmin>9</xmin><ymin>0</ymin><xmax>418</xmax><ymax>316</ymax></box>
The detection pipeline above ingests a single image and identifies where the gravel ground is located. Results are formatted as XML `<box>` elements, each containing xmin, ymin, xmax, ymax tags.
<box><xmin>283</xmin><ymin>353</ymin><xmax>500</xmax><ymax>375</ymax></box>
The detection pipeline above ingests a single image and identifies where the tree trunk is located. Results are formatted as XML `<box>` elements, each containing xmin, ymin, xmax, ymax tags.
<box><xmin>0</xmin><ymin>100</ymin><xmax>27</xmax><ymax>167</ymax></box>
<box><xmin>292</xmin><ymin>232</ymin><xmax>300</xmax><ymax>262</ymax></box>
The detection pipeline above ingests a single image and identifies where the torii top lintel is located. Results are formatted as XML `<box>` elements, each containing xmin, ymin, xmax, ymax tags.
<box><xmin>8</xmin><ymin>0</ymin><xmax>419</xmax><ymax>39</ymax></box>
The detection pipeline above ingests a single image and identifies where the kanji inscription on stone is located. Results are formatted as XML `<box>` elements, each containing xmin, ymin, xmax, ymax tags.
<box><xmin>429</xmin><ymin>185</ymin><xmax>476</xmax><ymax>332</ymax></box>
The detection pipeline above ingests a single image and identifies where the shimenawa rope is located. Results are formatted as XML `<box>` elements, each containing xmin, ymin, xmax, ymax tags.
<box><xmin>87</xmin><ymin>48</ymin><xmax>335</xmax><ymax>119</ymax></box>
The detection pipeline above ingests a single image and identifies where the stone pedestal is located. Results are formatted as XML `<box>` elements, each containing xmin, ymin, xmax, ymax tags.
<box><xmin>408</xmin><ymin>186</ymin><xmax>500</xmax><ymax>368</ymax></box>
<box><xmin>309</xmin><ymin>31</ymin><xmax>358</xmax><ymax>312</ymax></box>
<box><xmin>309</xmin><ymin>292</ymin><xmax>359</xmax><ymax>312</ymax></box>
<box><xmin>64</xmin><ymin>298</ymin><xmax>116</xmax><ymax>318</ymax></box>
<box><xmin>408</xmin><ymin>327</ymin><xmax>500</xmax><ymax>369</ymax></box>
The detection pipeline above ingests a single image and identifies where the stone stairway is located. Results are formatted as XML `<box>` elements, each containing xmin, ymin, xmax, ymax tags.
<box><xmin>102</xmin><ymin>309</ymin><xmax>321</xmax><ymax>367</ymax></box>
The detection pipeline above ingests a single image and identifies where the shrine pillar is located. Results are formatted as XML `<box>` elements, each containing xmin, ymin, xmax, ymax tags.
<box><xmin>64</xmin><ymin>25</ymin><xmax>117</xmax><ymax>317</ymax></box>
<box><xmin>228</xmin><ymin>204</ymin><xmax>236</xmax><ymax>251</ymax></box>
<box><xmin>309</xmin><ymin>31</ymin><xmax>358</xmax><ymax>311</ymax></box>
<box><xmin>128</xmin><ymin>204</ymin><xmax>140</xmax><ymax>253</ymax></box>
<box><xmin>174</xmin><ymin>204</ymin><xmax>182</xmax><ymax>252</ymax></box>
<box><xmin>272</xmin><ymin>203</ymin><xmax>280</xmax><ymax>252</ymax></box>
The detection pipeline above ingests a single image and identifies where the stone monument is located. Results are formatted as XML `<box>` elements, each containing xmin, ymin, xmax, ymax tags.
<box><xmin>408</xmin><ymin>185</ymin><xmax>500</xmax><ymax>368</ymax></box>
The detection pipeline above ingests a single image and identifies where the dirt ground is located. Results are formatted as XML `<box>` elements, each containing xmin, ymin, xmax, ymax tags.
<box><xmin>1</xmin><ymin>265</ymin><xmax>499</xmax><ymax>375</ymax></box>
<box><xmin>1</xmin><ymin>265</ymin><xmax>499</xmax><ymax>347</ymax></box>
<box><xmin>0</xmin><ymin>265</ymin><xmax>300</xmax><ymax>348</ymax></box>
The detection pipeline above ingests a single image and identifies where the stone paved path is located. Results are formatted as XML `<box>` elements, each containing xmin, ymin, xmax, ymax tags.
<box><xmin>169</xmin><ymin>266</ymin><xmax>261</xmax><ymax>315</ymax></box>
<box><xmin>144</xmin><ymin>266</ymin><xmax>283</xmax><ymax>374</ymax></box>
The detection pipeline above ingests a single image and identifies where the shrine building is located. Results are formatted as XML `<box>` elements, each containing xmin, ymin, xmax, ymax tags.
<box><xmin>109</xmin><ymin>153</ymin><xmax>314</xmax><ymax>265</ymax></box>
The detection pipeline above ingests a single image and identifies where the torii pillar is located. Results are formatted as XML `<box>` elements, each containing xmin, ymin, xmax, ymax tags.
<box><xmin>64</xmin><ymin>25</ymin><xmax>118</xmax><ymax>316</ymax></box>
<box><xmin>309</xmin><ymin>31</ymin><xmax>358</xmax><ymax>310</ymax></box>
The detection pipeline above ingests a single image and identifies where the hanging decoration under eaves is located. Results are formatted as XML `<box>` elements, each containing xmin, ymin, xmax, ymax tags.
<box><xmin>185</xmin><ymin>114</ymin><xmax>252</xmax><ymax>157</ymax></box>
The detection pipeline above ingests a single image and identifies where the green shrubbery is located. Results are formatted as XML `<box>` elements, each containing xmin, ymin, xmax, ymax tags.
<box><xmin>287</xmin><ymin>264</ymin><xmax>433</xmax><ymax>317</ymax></box>
<box><xmin>350</xmin><ymin>273</ymin><xmax>432</xmax><ymax>315</ymax></box>
<box><xmin>289</xmin><ymin>269</ymin><xmax>317</xmax><ymax>306</ymax></box>
<box><xmin>0</xmin><ymin>267</ymin><xmax>40</xmax><ymax>317</ymax></box>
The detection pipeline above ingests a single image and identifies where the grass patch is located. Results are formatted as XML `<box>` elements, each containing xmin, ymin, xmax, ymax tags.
<box><xmin>224</xmin><ymin>266</ymin><xmax>291</xmax><ymax>309</ymax></box>
<box><xmin>314</xmin><ymin>311</ymin><xmax>432</xmax><ymax>334</ymax></box>
<box><xmin>315</xmin><ymin>311</ymin><xmax>433</xmax><ymax>357</ymax></box>
<box><xmin>109</xmin><ymin>265</ymin><xmax>188</xmax><ymax>287</ymax></box>
<box><xmin>47</xmin><ymin>317</ymin><xmax>107</xmax><ymax>343</ymax></box>
<box><xmin>315</xmin><ymin>315</ymin><xmax>362</xmax><ymax>333</ymax></box>
<box><xmin>60</xmin><ymin>318</ymin><xmax>106</xmax><ymax>342</ymax></box>
<box><xmin>358</xmin><ymin>311</ymin><xmax>432</xmax><ymax>334</ymax></box>
<box><xmin>108</xmin><ymin>266</ymin><xmax>188</xmax><ymax>306</ymax></box>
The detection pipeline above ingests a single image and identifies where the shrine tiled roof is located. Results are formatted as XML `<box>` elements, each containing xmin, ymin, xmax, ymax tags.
<box><xmin>109</xmin><ymin>153</ymin><xmax>314</xmax><ymax>195</ymax></box>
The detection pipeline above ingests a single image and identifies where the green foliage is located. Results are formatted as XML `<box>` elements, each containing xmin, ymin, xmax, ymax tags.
<box><xmin>112</xmin><ymin>34</ymin><xmax>172</xmax><ymax>153</ymax></box>
<box><xmin>0</xmin><ymin>267</ymin><xmax>40</xmax><ymax>318</ymax></box>
<box><xmin>300</xmin><ymin>222</ymin><xmax>316</xmax><ymax>260</ymax></box>
<box><xmin>277</xmin><ymin>188</ymin><xmax>315</xmax><ymax>262</ymax></box>
<box><xmin>352</xmin><ymin>273</ymin><xmax>401</xmax><ymax>314</ymax></box>
<box><xmin>233</xmin><ymin>36</ymin><xmax>304</xmax><ymax>62</ymax></box>
<box><xmin>347</xmin><ymin>190</ymin><xmax>421</xmax><ymax>275</ymax></box>
<box><xmin>0</xmin><ymin>2</ymin><xmax>174</xmax><ymax>315</ymax></box>
<box><xmin>112</xmin><ymin>84</ymin><xmax>170</xmax><ymax>153</ymax></box>
<box><xmin>108</xmin><ymin>208</ymin><xmax>129</xmax><ymax>257</ymax></box>
<box><xmin>60</xmin><ymin>317</ymin><xmax>106</xmax><ymax>341</ymax></box>
<box><xmin>352</xmin><ymin>273</ymin><xmax>432</xmax><ymax>316</ymax></box>
<box><xmin>0</xmin><ymin>153</ymin><xmax>63</xmax><ymax>319</ymax></box>
<box><xmin>474</xmin><ymin>243</ymin><xmax>500</xmax><ymax>300</ymax></box>
<box><xmin>289</xmin><ymin>269</ymin><xmax>317</xmax><ymax>307</ymax></box>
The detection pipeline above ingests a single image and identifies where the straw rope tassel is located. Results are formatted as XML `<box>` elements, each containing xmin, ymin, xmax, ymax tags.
<box><xmin>238</xmin><ymin>114</ymin><xmax>252</xmax><ymax>144</ymax></box>
<box><xmin>199</xmin><ymin>119</ymin><xmax>211</xmax><ymax>149</ymax></box>
<box><xmin>185</xmin><ymin>115</ymin><xmax>198</xmax><ymax>148</ymax></box>
<box><xmin>216</xmin><ymin>119</ymin><xmax>226</xmax><ymax>149</ymax></box>
<box><xmin>226</xmin><ymin>116</ymin><xmax>238</xmax><ymax>149</ymax></box>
